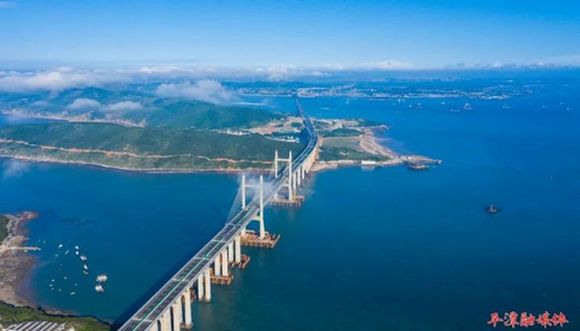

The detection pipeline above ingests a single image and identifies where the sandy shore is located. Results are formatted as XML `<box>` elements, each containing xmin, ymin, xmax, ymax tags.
<box><xmin>313</xmin><ymin>127</ymin><xmax>441</xmax><ymax>173</ymax></box>
<box><xmin>0</xmin><ymin>211</ymin><xmax>38</xmax><ymax>307</ymax></box>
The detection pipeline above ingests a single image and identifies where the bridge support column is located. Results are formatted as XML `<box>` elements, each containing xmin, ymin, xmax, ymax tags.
<box><xmin>204</xmin><ymin>268</ymin><xmax>211</xmax><ymax>302</ymax></box>
<box><xmin>234</xmin><ymin>235</ymin><xmax>241</xmax><ymax>264</ymax></box>
<box><xmin>161</xmin><ymin>310</ymin><xmax>171</xmax><ymax>331</ymax></box>
<box><xmin>221</xmin><ymin>250</ymin><xmax>229</xmax><ymax>276</ymax></box>
<box><xmin>214</xmin><ymin>256</ymin><xmax>221</xmax><ymax>276</ymax></box>
<box><xmin>183</xmin><ymin>289</ymin><xmax>193</xmax><ymax>329</ymax></box>
<box><xmin>258</xmin><ymin>175</ymin><xmax>265</xmax><ymax>239</ymax></box>
<box><xmin>241</xmin><ymin>175</ymin><xmax>247</xmax><ymax>209</ymax></box>
<box><xmin>172</xmin><ymin>301</ymin><xmax>181</xmax><ymax>331</ymax></box>
<box><xmin>294</xmin><ymin>172</ymin><xmax>298</xmax><ymax>191</ymax></box>
<box><xmin>288</xmin><ymin>151</ymin><xmax>294</xmax><ymax>201</ymax></box>
<box><xmin>274</xmin><ymin>150</ymin><xmax>279</xmax><ymax>178</ymax></box>
<box><xmin>197</xmin><ymin>274</ymin><xmax>205</xmax><ymax>302</ymax></box>
<box><xmin>228</xmin><ymin>242</ymin><xmax>234</xmax><ymax>263</ymax></box>
<box><xmin>297</xmin><ymin>167</ymin><xmax>302</xmax><ymax>186</ymax></box>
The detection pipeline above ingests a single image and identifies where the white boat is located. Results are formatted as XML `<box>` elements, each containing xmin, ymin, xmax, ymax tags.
<box><xmin>80</xmin><ymin>255</ymin><xmax>88</xmax><ymax>262</ymax></box>
<box><xmin>83</xmin><ymin>264</ymin><xmax>89</xmax><ymax>271</ymax></box>
<box><xmin>94</xmin><ymin>284</ymin><xmax>105</xmax><ymax>293</ymax></box>
<box><xmin>96</xmin><ymin>274</ymin><xmax>108</xmax><ymax>283</ymax></box>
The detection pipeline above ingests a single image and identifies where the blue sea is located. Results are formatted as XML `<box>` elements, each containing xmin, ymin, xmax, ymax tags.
<box><xmin>1</xmin><ymin>73</ymin><xmax>580</xmax><ymax>330</ymax></box>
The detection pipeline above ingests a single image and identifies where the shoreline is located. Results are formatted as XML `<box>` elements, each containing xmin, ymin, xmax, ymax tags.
<box><xmin>0</xmin><ymin>155</ymin><xmax>272</xmax><ymax>175</ymax></box>
<box><xmin>0</xmin><ymin>211</ymin><xmax>38</xmax><ymax>308</ymax></box>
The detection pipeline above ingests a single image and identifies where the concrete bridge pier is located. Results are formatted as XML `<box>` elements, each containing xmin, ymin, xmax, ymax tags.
<box><xmin>234</xmin><ymin>236</ymin><xmax>241</xmax><ymax>263</ymax></box>
<box><xmin>221</xmin><ymin>250</ymin><xmax>229</xmax><ymax>276</ymax></box>
<box><xmin>214</xmin><ymin>256</ymin><xmax>221</xmax><ymax>276</ymax></box>
<box><xmin>197</xmin><ymin>274</ymin><xmax>205</xmax><ymax>302</ymax></box>
<box><xmin>182</xmin><ymin>289</ymin><xmax>193</xmax><ymax>329</ymax></box>
<box><xmin>227</xmin><ymin>242</ymin><xmax>234</xmax><ymax>263</ymax></box>
<box><xmin>161</xmin><ymin>310</ymin><xmax>171</xmax><ymax>331</ymax></box>
<box><xmin>204</xmin><ymin>268</ymin><xmax>211</xmax><ymax>301</ymax></box>
<box><xmin>171</xmin><ymin>301</ymin><xmax>181</xmax><ymax>331</ymax></box>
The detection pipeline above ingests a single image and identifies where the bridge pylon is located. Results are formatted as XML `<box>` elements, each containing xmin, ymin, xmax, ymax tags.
<box><xmin>241</xmin><ymin>174</ymin><xmax>266</xmax><ymax>239</ymax></box>
<box><xmin>272</xmin><ymin>149</ymin><xmax>305</xmax><ymax>206</ymax></box>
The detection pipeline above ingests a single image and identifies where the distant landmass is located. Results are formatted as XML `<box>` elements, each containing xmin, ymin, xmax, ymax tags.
<box><xmin>0</xmin><ymin>86</ymin><xmax>430</xmax><ymax>172</ymax></box>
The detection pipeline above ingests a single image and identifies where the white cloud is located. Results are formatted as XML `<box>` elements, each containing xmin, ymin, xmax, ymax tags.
<box><xmin>0</xmin><ymin>67</ymin><xmax>129</xmax><ymax>92</ymax></box>
<box><xmin>68</xmin><ymin>98</ymin><xmax>102</xmax><ymax>110</ymax></box>
<box><xmin>104</xmin><ymin>101</ymin><xmax>143</xmax><ymax>112</ymax></box>
<box><xmin>2</xmin><ymin>160</ymin><xmax>30</xmax><ymax>179</ymax></box>
<box><xmin>0</xmin><ymin>1</ymin><xmax>16</xmax><ymax>8</ymax></box>
<box><xmin>358</xmin><ymin>60</ymin><xmax>414</xmax><ymax>70</ymax></box>
<box><xmin>539</xmin><ymin>54</ymin><xmax>580</xmax><ymax>67</ymax></box>
<box><xmin>156</xmin><ymin>80</ymin><xmax>237</xmax><ymax>104</ymax></box>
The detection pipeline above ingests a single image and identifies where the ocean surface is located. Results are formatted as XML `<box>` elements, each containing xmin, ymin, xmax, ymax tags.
<box><xmin>2</xmin><ymin>75</ymin><xmax>580</xmax><ymax>330</ymax></box>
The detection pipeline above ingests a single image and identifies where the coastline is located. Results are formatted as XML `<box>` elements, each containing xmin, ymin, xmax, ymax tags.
<box><xmin>0</xmin><ymin>211</ymin><xmax>38</xmax><ymax>307</ymax></box>
<box><xmin>0</xmin><ymin>127</ymin><xmax>441</xmax><ymax>176</ymax></box>
<box><xmin>313</xmin><ymin>129</ymin><xmax>441</xmax><ymax>173</ymax></box>
<box><xmin>0</xmin><ymin>155</ymin><xmax>272</xmax><ymax>175</ymax></box>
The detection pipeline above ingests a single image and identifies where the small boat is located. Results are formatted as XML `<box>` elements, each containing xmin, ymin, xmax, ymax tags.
<box><xmin>80</xmin><ymin>255</ymin><xmax>88</xmax><ymax>262</ymax></box>
<box><xmin>58</xmin><ymin>244</ymin><xmax>63</xmax><ymax>249</ymax></box>
<box><xmin>94</xmin><ymin>284</ymin><xmax>105</xmax><ymax>293</ymax></box>
<box><xmin>96</xmin><ymin>274</ymin><xmax>108</xmax><ymax>283</ymax></box>
<box><xmin>70</xmin><ymin>291</ymin><xmax>76</xmax><ymax>296</ymax></box>
<box><xmin>83</xmin><ymin>270</ymin><xmax>89</xmax><ymax>275</ymax></box>
<box><xmin>407</xmin><ymin>163</ymin><xmax>428</xmax><ymax>171</ymax></box>
<box><xmin>83</xmin><ymin>264</ymin><xmax>89</xmax><ymax>271</ymax></box>
<box><xmin>74</xmin><ymin>246</ymin><xmax>79</xmax><ymax>250</ymax></box>
<box><xmin>485</xmin><ymin>204</ymin><xmax>502</xmax><ymax>215</ymax></box>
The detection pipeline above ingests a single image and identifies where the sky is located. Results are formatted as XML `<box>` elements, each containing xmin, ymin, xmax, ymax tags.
<box><xmin>0</xmin><ymin>0</ymin><xmax>580</xmax><ymax>69</ymax></box>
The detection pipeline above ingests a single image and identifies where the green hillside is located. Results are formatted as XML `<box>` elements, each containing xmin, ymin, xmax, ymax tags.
<box><xmin>0</xmin><ymin>123</ymin><xmax>304</xmax><ymax>171</ymax></box>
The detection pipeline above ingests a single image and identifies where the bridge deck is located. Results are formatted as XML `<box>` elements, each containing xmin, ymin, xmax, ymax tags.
<box><xmin>119</xmin><ymin>99</ymin><xmax>317</xmax><ymax>331</ymax></box>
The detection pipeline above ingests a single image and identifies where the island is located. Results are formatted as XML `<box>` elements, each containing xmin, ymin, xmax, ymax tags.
<box><xmin>0</xmin><ymin>88</ymin><xmax>438</xmax><ymax>173</ymax></box>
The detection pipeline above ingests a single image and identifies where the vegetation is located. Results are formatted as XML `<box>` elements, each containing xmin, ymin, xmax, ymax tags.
<box><xmin>318</xmin><ymin>136</ymin><xmax>392</xmax><ymax>162</ymax></box>
<box><xmin>322</xmin><ymin>128</ymin><xmax>361</xmax><ymax>137</ymax></box>
<box><xmin>0</xmin><ymin>123</ymin><xmax>304</xmax><ymax>171</ymax></box>
<box><xmin>0</xmin><ymin>215</ymin><xmax>8</xmax><ymax>242</ymax></box>
<box><xmin>0</xmin><ymin>87</ymin><xmax>282</xmax><ymax>130</ymax></box>
<box><xmin>319</xmin><ymin>146</ymin><xmax>389</xmax><ymax>162</ymax></box>
<box><xmin>142</xmin><ymin>99</ymin><xmax>282</xmax><ymax>129</ymax></box>
<box><xmin>0</xmin><ymin>302</ymin><xmax>110</xmax><ymax>331</ymax></box>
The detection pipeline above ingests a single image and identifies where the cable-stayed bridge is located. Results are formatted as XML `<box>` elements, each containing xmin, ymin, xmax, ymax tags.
<box><xmin>118</xmin><ymin>98</ymin><xmax>320</xmax><ymax>331</ymax></box>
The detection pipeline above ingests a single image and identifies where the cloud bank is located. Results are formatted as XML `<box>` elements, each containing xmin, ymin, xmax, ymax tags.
<box><xmin>156</xmin><ymin>80</ymin><xmax>238</xmax><ymax>104</ymax></box>
<box><xmin>0</xmin><ymin>57</ymin><xmax>578</xmax><ymax>93</ymax></box>
<box><xmin>0</xmin><ymin>67</ymin><xmax>128</xmax><ymax>92</ymax></box>
<box><xmin>68</xmin><ymin>98</ymin><xmax>102</xmax><ymax>110</ymax></box>
<box><xmin>105</xmin><ymin>101</ymin><xmax>144</xmax><ymax>112</ymax></box>
<box><xmin>66</xmin><ymin>98</ymin><xmax>144</xmax><ymax>114</ymax></box>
